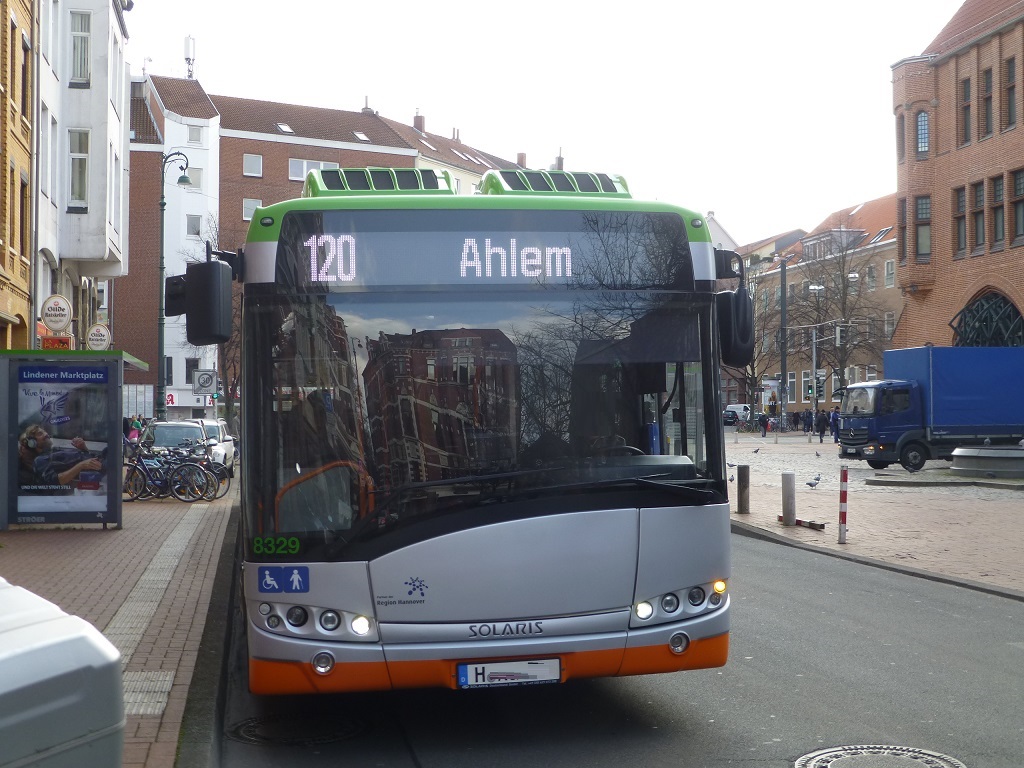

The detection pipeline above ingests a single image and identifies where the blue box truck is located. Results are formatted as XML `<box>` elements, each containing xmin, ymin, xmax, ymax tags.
<box><xmin>838</xmin><ymin>346</ymin><xmax>1024</xmax><ymax>471</ymax></box>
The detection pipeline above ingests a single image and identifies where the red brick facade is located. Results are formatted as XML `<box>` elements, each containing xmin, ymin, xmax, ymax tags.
<box><xmin>892</xmin><ymin>2</ymin><xmax>1024</xmax><ymax>347</ymax></box>
<box><xmin>115</xmin><ymin>151</ymin><xmax>162</xmax><ymax>387</ymax></box>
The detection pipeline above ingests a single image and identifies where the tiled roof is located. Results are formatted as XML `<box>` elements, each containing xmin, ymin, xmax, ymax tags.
<box><xmin>149</xmin><ymin>76</ymin><xmax>218</xmax><ymax>120</ymax></box>
<box><xmin>803</xmin><ymin>193</ymin><xmax>897</xmax><ymax>245</ymax></box>
<box><xmin>210</xmin><ymin>94</ymin><xmax>409</xmax><ymax>147</ymax></box>
<box><xmin>737</xmin><ymin>229</ymin><xmax>807</xmax><ymax>256</ymax></box>
<box><xmin>380</xmin><ymin>116</ymin><xmax>518</xmax><ymax>172</ymax></box>
<box><xmin>129</xmin><ymin>96</ymin><xmax>160</xmax><ymax>144</ymax></box>
<box><xmin>923</xmin><ymin>0</ymin><xmax>1024</xmax><ymax>58</ymax></box>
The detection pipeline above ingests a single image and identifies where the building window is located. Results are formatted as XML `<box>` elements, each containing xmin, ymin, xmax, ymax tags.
<box><xmin>20</xmin><ymin>31</ymin><xmax>30</xmax><ymax>115</ymax></box>
<box><xmin>242</xmin><ymin>198</ymin><xmax>262</xmax><ymax>221</ymax></box>
<box><xmin>70</xmin><ymin>12</ymin><xmax>90</xmax><ymax>85</ymax></box>
<box><xmin>187</xmin><ymin>125</ymin><xmax>202</xmax><ymax>143</ymax></box>
<box><xmin>982</xmin><ymin>68</ymin><xmax>993</xmax><ymax>137</ymax></box>
<box><xmin>1006</xmin><ymin>57</ymin><xmax>1017</xmax><ymax>129</ymax></box>
<box><xmin>164</xmin><ymin>356</ymin><xmax>174</xmax><ymax>386</ymax></box>
<box><xmin>991</xmin><ymin>175</ymin><xmax>1005</xmax><ymax>248</ymax></box>
<box><xmin>185</xmin><ymin>358</ymin><xmax>199</xmax><ymax>386</ymax></box>
<box><xmin>788</xmin><ymin>372</ymin><xmax>797</xmax><ymax>404</ymax></box>
<box><xmin>289</xmin><ymin>158</ymin><xmax>340</xmax><ymax>181</ymax></box>
<box><xmin>69</xmin><ymin>129</ymin><xmax>89</xmax><ymax>208</ymax></box>
<box><xmin>1013</xmin><ymin>169</ymin><xmax>1024</xmax><ymax>243</ymax></box>
<box><xmin>953</xmin><ymin>186</ymin><xmax>967</xmax><ymax>256</ymax></box>
<box><xmin>914</xmin><ymin>196</ymin><xmax>931</xmax><ymax>262</ymax></box>
<box><xmin>884</xmin><ymin>260</ymin><xmax>895</xmax><ymax>289</ymax></box>
<box><xmin>184</xmin><ymin>167</ymin><xmax>202</xmax><ymax>191</ymax></box>
<box><xmin>186</xmin><ymin>214</ymin><xmax>202</xmax><ymax>238</ymax></box>
<box><xmin>242</xmin><ymin>154</ymin><xmax>263</xmax><ymax>177</ymax></box>
<box><xmin>960</xmin><ymin>77</ymin><xmax>971</xmax><ymax>145</ymax></box>
<box><xmin>884</xmin><ymin>312</ymin><xmax>896</xmax><ymax>339</ymax></box>
<box><xmin>972</xmin><ymin>182</ymin><xmax>985</xmax><ymax>250</ymax></box>
<box><xmin>916</xmin><ymin>111</ymin><xmax>929</xmax><ymax>155</ymax></box>
<box><xmin>897</xmin><ymin>198</ymin><xmax>907</xmax><ymax>264</ymax></box>
<box><xmin>865</xmin><ymin>264</ymin><xmax>876</xmax><ymax>291</ymax></box>
<box><xmin>896</xmin><ymin>114</ymin><xmax>905</xmax><ymax>162</ymax></box>
<box><xmin>40</xmin><ymin>106</ymin><xmax>50</xmax><ymax>198</ymax></box>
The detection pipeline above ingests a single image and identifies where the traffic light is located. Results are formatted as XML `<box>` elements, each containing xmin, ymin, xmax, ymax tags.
<box><xmin>815</xmin><ymin>379</ymin><xmax>824</xmax><ymax>398</ymax></box>
<box><xmin>211</xmin><ymin>377</ymin><xmax>222</xmax><ymax>400</ymax></box>
<box><xmin>806</xmin><ymin>384</ymin><xmax>814</xmax><ymax>398</ymax></box>
<box><xmin>835</xmin><ymin>324</ymin><xmax>847</xmax><ymax>346</ymax></box>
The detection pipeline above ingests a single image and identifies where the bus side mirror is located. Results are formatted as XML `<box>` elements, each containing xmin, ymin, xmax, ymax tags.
<box><xmin>164</xmin><ymin>260</ymin><xmax>233</xmax><ymax>345</ymax></box>
<box><xmin>716</xmin><ymin>252</ymin><xmax>754</xmax><ymax>367</ymax></box>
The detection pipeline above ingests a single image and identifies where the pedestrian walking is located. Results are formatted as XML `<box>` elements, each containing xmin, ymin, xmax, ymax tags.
<box><xmin>803</xmin><ymin>408</ymin><xmax>813</xmax><ymax>434</ymax></box>
<box><xmin>830</xmin><ymin>405</ymin><xmax>841</xmax><ymax>443</ymax></box>
<box><xmin>758</xmin><ymin>412</ymin><xmax>769</xmax><ymax>438</ymax></box>
<box><xmin>815</xmin><ymin>409</ymin><xmax>829</xmax><ymax>443</ymax></box>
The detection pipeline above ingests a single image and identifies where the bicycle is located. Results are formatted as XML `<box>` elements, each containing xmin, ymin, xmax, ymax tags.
<box><xmin>123</xmin><ymin>441</ymin><xmax>219</xmax><ymax>502</ymax></box>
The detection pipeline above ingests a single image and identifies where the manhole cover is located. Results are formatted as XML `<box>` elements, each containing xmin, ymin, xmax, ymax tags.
<box><xmin>795</xmin><ymin>745</ymin><xmax>967</xmax><ymax>767</ymax></box>
<box><xmin>227</xmin><ymin>714</ymin><xmax>367</xmax><ymax>746</ymax></box>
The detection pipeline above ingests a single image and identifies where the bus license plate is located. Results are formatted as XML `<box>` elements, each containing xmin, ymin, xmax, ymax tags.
<box><xmin>457</xmin><ymin>659</ymin><xmax>560</xmax><ymax>688</ymax></box>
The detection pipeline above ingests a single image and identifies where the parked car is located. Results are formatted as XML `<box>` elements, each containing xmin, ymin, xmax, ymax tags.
<box><xmin>723</xmin><ymin>404</ymin><xmax>751</xmax><ymax>425</ymax></box>
<box><xmin>139</xmin><ymin>420</ymin><xmax>210</xmax><ymax>454</ymax></box>
<box><xmin>187</xmin><ymin>418</ymin><xmax>236</xmax><ymax>476</ymax></box>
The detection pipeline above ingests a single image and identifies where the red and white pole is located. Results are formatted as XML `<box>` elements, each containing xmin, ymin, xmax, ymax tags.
<box><xmin>838</xmin><ymin>464</ymin><xmax>848</xmax><ymax>544</ymax></box>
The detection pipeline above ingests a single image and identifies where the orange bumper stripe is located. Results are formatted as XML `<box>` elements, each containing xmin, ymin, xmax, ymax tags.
<box><xmin>248</xmin><ymin>633</ymin><xmax>729</xmax><ymax>695</ymax></box>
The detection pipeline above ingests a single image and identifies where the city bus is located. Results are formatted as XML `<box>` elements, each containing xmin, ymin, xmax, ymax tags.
<box><xmin>171</xmin><ymin>166</ymin><xmax>754</xmax><ymax>694</ymax></box>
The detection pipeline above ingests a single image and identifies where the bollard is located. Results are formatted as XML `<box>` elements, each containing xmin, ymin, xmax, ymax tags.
<box><xmin>838</xmin><ymin>464</ymin><xmax>849</xmax><ymax>543</ymax></box>
<box><xmin>737</xmin><ymin>465</ymin><xmax>749</xmax><ymax>514</ymax></box>
<box><xmin>781</xmin><ymin>471</ymin><xmax>796</xmax><ymax>525</ymax></box>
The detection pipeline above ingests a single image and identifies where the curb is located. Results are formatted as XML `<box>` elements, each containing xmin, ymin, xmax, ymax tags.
<box><xmin>730</xmin><ymin>518</ymin><xmax>1024</xmax><ymax>603</ymax></box>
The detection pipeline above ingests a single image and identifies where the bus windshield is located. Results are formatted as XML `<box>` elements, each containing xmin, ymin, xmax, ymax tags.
<box><xmin>242</xmin><ymin>209</ymin><xmax>723</xmax><ymax>558</ymax></box>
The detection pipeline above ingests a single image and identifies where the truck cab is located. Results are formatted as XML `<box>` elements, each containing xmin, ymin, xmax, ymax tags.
<box><xmin>839</xmin><ymin>380</ymin><xmax>926</xmax><ymax>470</ymax></box>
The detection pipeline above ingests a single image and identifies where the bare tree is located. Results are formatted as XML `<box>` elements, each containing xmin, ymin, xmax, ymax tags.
<box><xmin>784</xmin><ymin>212</ymin><xmax>895</xmax><ymax>390</ymax></box>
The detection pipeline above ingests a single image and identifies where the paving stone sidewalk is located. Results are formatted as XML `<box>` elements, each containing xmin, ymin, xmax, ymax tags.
<box><xmin>725</xmin><ymin>430</ymin><xmax>1024</xmax><ymax>598</ymax></box>
<box><xmin>0</xmin><ymin>488</ymin><xmax>236</xmax><ymax>768</ymax></box>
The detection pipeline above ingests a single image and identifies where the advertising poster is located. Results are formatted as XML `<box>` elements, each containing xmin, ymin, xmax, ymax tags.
<box><xmin>14</xmin><ymin>363</ymin><xmax>115</xmax><ymax>523</ymax></box>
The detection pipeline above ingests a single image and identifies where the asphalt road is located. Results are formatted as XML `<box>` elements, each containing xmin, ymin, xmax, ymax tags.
<box><xmin>214</xmin><ymin>535</ymin><xmax>1024</xmax><ymax>767</ymax></box>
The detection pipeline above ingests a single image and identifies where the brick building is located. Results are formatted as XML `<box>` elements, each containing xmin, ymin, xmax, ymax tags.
<box><xmin>728</xmin><ymin>196</ymin><xmax>902</xmax><ymax>412</ymax></box>
<box><xmin>892</xmin><ymin>0</ymin><xmax>1024</xmax><ymax>347</ymax></box>
<box><xmin>0</xmin><ymin>0</ymin><xmax>34</xmax><ymax>348</ymax></box>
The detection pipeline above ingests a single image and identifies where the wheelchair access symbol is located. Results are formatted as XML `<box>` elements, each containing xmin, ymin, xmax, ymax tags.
<box><xmin>258</xmin><ymin>566</ymin><xmax>309</xmax><ymax>593</ymax></box>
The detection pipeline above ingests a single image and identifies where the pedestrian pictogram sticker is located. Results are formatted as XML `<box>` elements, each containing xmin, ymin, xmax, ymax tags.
<box><xmin>258</xmin><ymin>566</ymin><xmax>310</xmax><ymax>593</ymax></box>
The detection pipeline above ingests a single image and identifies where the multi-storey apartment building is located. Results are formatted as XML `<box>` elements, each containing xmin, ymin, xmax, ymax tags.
<box><xmin>31</xmin><ymin>0</ymin><xmax>131</xmax><ymax>351</ymax></box>
<box><xmin>728</xmin><ymin>196</ymin><xmax>903</xmax><ymax>414</ymax></box>
<box><xmin>119</xmin><ymin>74</ymin><xmax>517</xmax><ymax>420</ymax></box>
<box><xmin>1</xmin><ymin>0</ymin><xmax>33</xmax><ymax>348</ymax></box>
<box><xmin>892</xmin><ymin>0</ymin><xmax>1024</xmax><ymax>347</ymax></box>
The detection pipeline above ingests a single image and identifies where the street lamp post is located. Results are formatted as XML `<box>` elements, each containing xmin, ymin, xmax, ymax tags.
<box><xmin>156</xmin><ymin>151</ymin><xmax>191</xmax><ymax>421</ymax></box>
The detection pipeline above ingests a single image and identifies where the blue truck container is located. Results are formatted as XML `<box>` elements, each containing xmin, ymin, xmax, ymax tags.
<box><xmin>838</xmin><ymin>346</ymin><xmax>1024</xmax><ymax>471</ymax></box>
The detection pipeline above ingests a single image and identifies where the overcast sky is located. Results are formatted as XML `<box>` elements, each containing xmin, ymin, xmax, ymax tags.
<box><xmin>124</xmin><ymin>0</ymin><xmax>967</xmax><ymax>245</ymax></box>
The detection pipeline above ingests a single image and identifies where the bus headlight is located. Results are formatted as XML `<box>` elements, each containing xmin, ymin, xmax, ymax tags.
<box><xmin>286</xmin><ymin>606</ymin><xmax>308</xmax><ymax>627</ymax></box>
<box><xmin>713</xmin><ymin>580</ymin><xmax>727</xmax><ymax>594</ymax></box>
<box><xmin>351</xmin><ymin>615</ymin><xmax>371</xmax><ymax>636</ymax></box>
<box><xmin>319</xmin><ymin>610</ymin><xmax>341</xmax><ymax>631</ymax></box>
<box><xmin>635</xmin><ymin>601</ymin><xmax>654</xmax><ymax>620</ymax></box>
<box><xmin>687</xmin><ymin>587</ymin><xmax>706</xmax><ymax>606</ymax></box>
<box><xmin>661</xmin><ymin>593</ymin><xmax>680</xmax><ymax>613</ymax></box>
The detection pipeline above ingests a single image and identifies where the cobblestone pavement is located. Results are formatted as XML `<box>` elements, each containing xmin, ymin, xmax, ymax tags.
<box><xmin>725</xmin><ymin>429</ymin><xmax>1024</xmax><ymax>598</ymax></box>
